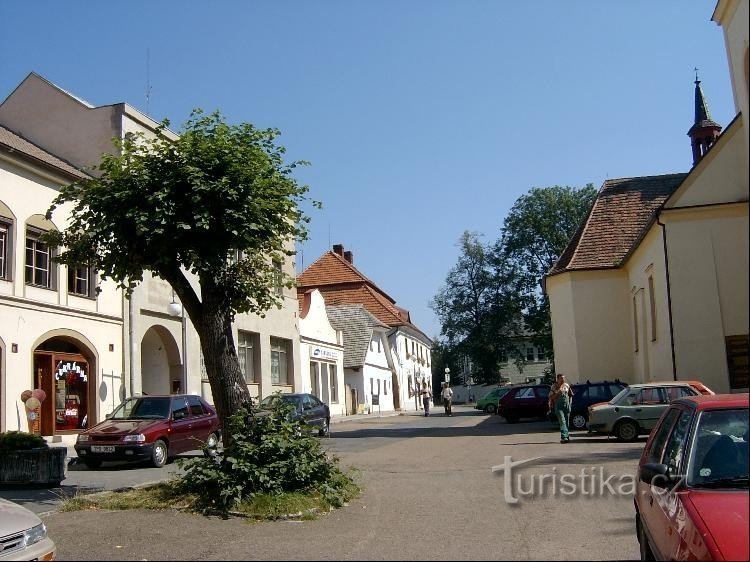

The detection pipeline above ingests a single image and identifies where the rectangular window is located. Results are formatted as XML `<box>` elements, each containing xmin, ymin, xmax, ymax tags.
<box><xmin>0</xmin><ymin>219</ymin><xmax>11</xmax><ymax>280</ymax></box>
<box><xmin>499</xmin><ymin>350</ymin><xmax>508</xmax><ymax>363</ymax></box>
<box><xmin>537</xmin><ymin>347</ymin><xmax>547</xmax><ymax>361</ymax></box>
<box><xmin>377</xmin><ymin>339</ymin><xmax>381</xmax><ymax>353</ymax></box>
<box><xmin>329</xmin><ymin>365</ymin><xmax>338</xmax><ymax>403</ymax></box>
<box><xmin>310</xmin><ymin>362</ymin><xmax>319</xmax><ymax>397</ymax></box>
<box><xmin>238</xmin><ymin>331</ymin><xmax>257</xmax><ymax>383</ymax></box>
<box><xmin>383</xmin><ymin>376</ymin><xmax>388</xmax><ymax>395</ymax></box>
<box><xmin>633</xmin><ymin>295</ymin><xmax>639</xmax><ymax>352</ymax></box>
<box><xmin>526</xmin><ymin>347</ymin><xmax>535</xmax><ymax>361</ymax></box>
<box><xmin>68</xmin><ymin>265</ymin><xmax>93</xmax><ymax>297</ymax></box>
<box><xmin>648</xmin><ymin>276</ymin><xmax>657</xmax><ymax>342</ymax></box>
<box><xmin>270</xmin><ymin>337</ymin><xmax>289</xmax><ymax>385</ymax></box>
<box><xmin>273</xmin><ymin>260</ymin><xmax>283</xmax><ymax>296</ymax></box>
<box><xmin>25</xmin><ymin>230</ymin><xmax>54</xmax><ymax>288</ymax></box>
<box><xmin>370</xmin><ymin>378</ymin><xmax>374</xmax><ymax>394</ymax></box>
<box><xmin>377</xmin><ymin>379</ymin><xmax>381</xmax><ymax>395</ymax></box>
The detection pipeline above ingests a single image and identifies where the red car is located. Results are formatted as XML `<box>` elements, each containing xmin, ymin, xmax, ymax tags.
<box><xmin>635</xmin><ymin>394</ymin><xmax>749</xmax><ymax>561</ymax></box>
<box><xmin>75</xmin><ymin>394</ymin><xmax>220</xmax><ymax>469</ymax></box>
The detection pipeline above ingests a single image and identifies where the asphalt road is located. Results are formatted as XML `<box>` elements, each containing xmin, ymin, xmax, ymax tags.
<box><xmin>7</xmin><ymin>406</ymin><xmax>644</xmax><ymax>560</ymax></box>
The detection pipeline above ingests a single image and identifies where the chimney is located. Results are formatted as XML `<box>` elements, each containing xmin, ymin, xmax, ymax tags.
<box><xmin>343</xmin><ymin>250</ymin><xmax>353</xmax><ymax>264</ymax></box>
<box><xmin>332</xmin><ymin>244</ymin><xmax>344</xmax><ymax>257</ymax></box>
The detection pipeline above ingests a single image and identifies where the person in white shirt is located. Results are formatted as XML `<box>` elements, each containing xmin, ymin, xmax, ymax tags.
<box><xmin>441</xmin><ymin>383</ymin><xmax>454</xmax><ymax>416</ymax></box>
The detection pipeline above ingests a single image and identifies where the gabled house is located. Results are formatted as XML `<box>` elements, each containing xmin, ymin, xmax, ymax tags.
<box><xmin>297</xmin><ymin>244</ymin><xmax>433</xmax><ymax>412</ymax></box>
<box><xmin>326</xmin><ymin>304</ymin><xmax>397</xmax><ymax>414</ymax></box>
<box><xmin>545</xmin><ymin>0</ymin><xmax>748</xmax><ymax>393</ymax></box>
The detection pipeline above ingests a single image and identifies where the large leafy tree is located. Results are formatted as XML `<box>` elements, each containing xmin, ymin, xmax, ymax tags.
<box><xmin>45</xmin><ymin>110</ymin><xmax>315</xmax><ymax>441</ymax></box>
<box><xmin>494</xmin><ymin>184</ymin><xmax>597</xmax><ymax>358</ymax></box>
<box><xmin>429</xmin><ymin>231</ymin><xmax>523</xmax><ymax>384</ymax></box>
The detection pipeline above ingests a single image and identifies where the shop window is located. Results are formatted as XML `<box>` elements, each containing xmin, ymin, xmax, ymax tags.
<box><xmin>329</xmin><ymin>365</ymin><xmax>338</xmax><ymax>403</ymax></box>
<box><xmin>310</xmin><ymin>362</ymin><xmax>320</xmax><ymax>397</ymax></box>
<box><xmin>54</xmin><ymin>361</ymin><xmax>89</xmax><ymax>431</ymax></box>
<box><xmin>270</xmin><ymin>337</ymin><xmax>289</xmax><ymax>385</ymax></box>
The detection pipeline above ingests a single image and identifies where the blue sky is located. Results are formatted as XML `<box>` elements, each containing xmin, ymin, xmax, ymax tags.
<box><xmin>0</xmin><ymin>1</ymin><xmax>736</xmax><ymax>339</ymax></box>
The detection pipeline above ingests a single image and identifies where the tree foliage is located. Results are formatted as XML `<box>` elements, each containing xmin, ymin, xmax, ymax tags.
<box><xmin>431</xmin><ymin>185</ymin><xmax>597</xmax><ymax>383</ymax></box>
<box><xmin>45</xmin><ymin>110</ymin><xmax>317</xmax><ymax>439</ymax></box>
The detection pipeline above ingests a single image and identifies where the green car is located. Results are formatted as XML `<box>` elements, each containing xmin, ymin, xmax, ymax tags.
<box><xmin>475</xmin><ymin>387</ymin><xmax>511</xmax><ymax>414</ymax></box>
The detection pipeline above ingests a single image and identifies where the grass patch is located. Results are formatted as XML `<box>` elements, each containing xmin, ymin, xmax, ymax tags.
<box><xmin>59</xmin><ymin>471</ymin><xmax>361</xmax><ymax>521</ymax></box>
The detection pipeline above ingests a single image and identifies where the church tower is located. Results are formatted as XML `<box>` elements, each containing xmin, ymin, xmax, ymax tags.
<box><xmin>687</xmin><ymin>71</ymin><xmax>722</xmax><ymax>166</ymax></box>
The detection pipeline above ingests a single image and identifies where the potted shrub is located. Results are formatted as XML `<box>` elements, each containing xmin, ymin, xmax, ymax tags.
<box><xmin>0</xmin><ymin>431</ymin><xmax>67</xmax><ymax>487</ymax></box>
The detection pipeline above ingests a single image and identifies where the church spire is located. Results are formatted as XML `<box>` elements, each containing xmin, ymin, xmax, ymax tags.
<box><xmin>688</xmin><ymin>69</ymin><xmax>722</xmax><ymax>166</ymax></box>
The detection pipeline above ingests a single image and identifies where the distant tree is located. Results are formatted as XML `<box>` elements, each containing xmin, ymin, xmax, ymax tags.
<box><xmin>430</xmin><ymin>231</ymin><xmax>523</xmax><ymax>384</ymax></box>
<box><xmin>493</xmin><ymin>184</ymin><xmax>597</xmax><ymax>360</ymax></box>
<box><xmin>45</xmin><ymin>110</ymin><xmax>316</xmax><ymax>442</ymax></box>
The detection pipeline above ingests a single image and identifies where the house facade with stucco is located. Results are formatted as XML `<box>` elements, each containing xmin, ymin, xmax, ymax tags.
<box><xmin>545</xmin><ymin>0</ymin><xmax>748</xmax><ymax>394</ymax></box>
<box><xmin>0</xmin><ymin>72</ymin><xmax>302</xmax><ymax>439</ymax></box>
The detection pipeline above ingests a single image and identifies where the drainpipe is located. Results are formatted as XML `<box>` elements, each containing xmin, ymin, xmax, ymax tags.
<box><xmin>657</xmin><ymin>214</ymin><xmax>678</xmax><ymax>381</ymax></box>
<box><xmin>128</xmin><ymin>293</ymin><xmax>136</xmax><ymax>396</ymax></box>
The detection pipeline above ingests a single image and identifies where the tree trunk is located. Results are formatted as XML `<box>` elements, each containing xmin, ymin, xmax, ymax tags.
<box><xmin>198</xmin><ymin>305</ymin><xmax>251</xmax><ymax>445</ymax></box>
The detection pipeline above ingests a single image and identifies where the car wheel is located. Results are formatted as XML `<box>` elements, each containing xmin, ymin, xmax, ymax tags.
<box><xmin>637</xmin><ymin>516</ymin><xmax>655</xmax><ymax>561</ymax></box>
<box><xmin>615</xmin><ymin>420</ymin><xmax>639</xmax><ymax>442</ymax></box>
<box><xmin>206</xmin><ymin>432</ymin><xmax>219</xmax><ymax>449</ymax></box>
<box><xmin>83</xmin><ymin>459</ymin><xmax>102</xmax><ymax>469</ymax></box>
<box><xmin>151</xmin><ymin>439</ymin><xmax>168</xmax><ymax>468</ymax></box>
<box><xmin>570</xmin><ymin>413</ymin><xmax>587</xmax><ymax>431</ymax></box>
<box><xmin>318</xmin><ymin>418</ymin><xmax>330</xmax><ymax>437</ymax></box>
<box><xmin>484</xmin><ymin>404</ymin><xmax>496</xmax><ymax>414</ymax></box>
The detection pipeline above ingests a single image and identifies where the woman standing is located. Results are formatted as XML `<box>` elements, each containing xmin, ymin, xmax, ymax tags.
<box><xmin>549</xmin><ymin>373</ymin><xmax>574</xmax><ymax>443</ymax></box>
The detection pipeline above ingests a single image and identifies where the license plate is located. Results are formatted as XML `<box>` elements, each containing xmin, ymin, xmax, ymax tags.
<box><xmin>91</xmin><ymin>445</ymin><xmax>115</xmax><ymax>453</ymax></box>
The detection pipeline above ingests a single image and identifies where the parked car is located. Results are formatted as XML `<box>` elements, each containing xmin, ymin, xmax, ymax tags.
<box><xmin>258</xmin><ymin>393</ymin><xmax>330</xmax><ymax>436</ymax></box>
<box><xmin>497</xmin><ymin>384</ymin><xmax>551</xmax><ymax>423</ymax></box>
<box><xmin>0</xmin><ymin>498</ymin><xmax>56</xmax><ymax>561</ymax></box>
<box><xmin>74</xmin><ymin>394</ymin><xmax>220</xmax><ymax>468</ymax></box>
<box><xmin>588</xmin><ymin>382</ymin><xmax>699</xmax><ymax>441</ymax></box>
<box><xmin>475</xmin><ymin>387</ymin><xmax>511</xmax><ymax>414</ymax></box>
<box><xmin>546</xmin><ymin>380</ymin><xmax>627</xmax><ymax>430</ymax></box>
<box><xmin>635</xmin><ymin>394</ymin><xmax>749</xmax><ymax>561</ymax></box>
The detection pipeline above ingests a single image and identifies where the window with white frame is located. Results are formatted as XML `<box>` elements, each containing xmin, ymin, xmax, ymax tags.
<box><xmin>526</xmin><ymin>347</ymin><xmax>535</xmax><ymax>361</ymax></box>
<box><xmin>68</xmin><ymin>264</ymin><xmax>94</xmax><ymax>297</ymax></box>
<box><xmin>238</xmin><ymin>331</ymin><xmax>258</xmax><ymax>383</ymax></box>
<box><xmin>537</xmin><ymin>347</ymin><xmax>547</xmax><ymax>361</ymax></box>
<box><xmin>270</xmin><ymin>337</ymin><xmax>289</xmax><ymax>385</ymax></box>
<box><xmin>0</xmin><ymin>218</ymin><xmax>11</xmax><ymax>280</ymax></box>
<box><xmin>25</xmin><ymin>228</ymin><xmax>54</xmax><ymax>288</ymax></box>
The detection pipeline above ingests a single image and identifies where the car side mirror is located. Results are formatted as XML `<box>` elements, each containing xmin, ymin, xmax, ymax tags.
<box><xmin>639</xmin><ymin>463</ymin><xmax>676</xmax><ymax>488</ymax></box>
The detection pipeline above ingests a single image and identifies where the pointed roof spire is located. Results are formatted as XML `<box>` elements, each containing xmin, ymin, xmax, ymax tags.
<box><xmin>693</xmin><ymin>68</ymin><xmax>719</xmax><ymax>127</ymax></box>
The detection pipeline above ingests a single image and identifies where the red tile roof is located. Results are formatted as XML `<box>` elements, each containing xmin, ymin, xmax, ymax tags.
<box><xmin>548</xmin><ymin>173</ymin><xmax>687</xmax><ymax>276</ymax></box>
<box><xmin>297</xmin><ymin>249</ymin><xmax>430</xmax><ymax>341</ymax></box>
<box><xmin>0</xmin><ymin>125</ymin><xmax>88</xmax><ymax>180</ymax></box>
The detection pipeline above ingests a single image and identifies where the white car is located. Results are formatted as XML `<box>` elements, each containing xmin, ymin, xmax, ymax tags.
<box><xmin>0</xmin><ymin>498</ymin><xmax>56</xmax><ymax>561</ymax></box>
<box><xmin>587</xmin><ymin>382</ymin><xmax>699</xmax><ymax>441</ymax></box>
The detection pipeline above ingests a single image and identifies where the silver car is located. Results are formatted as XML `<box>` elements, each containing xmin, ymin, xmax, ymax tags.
<box><xmin>587</xmin><ymin>382</ymin><xmax>699</xmax><ymax>441</ymax></box>
<box><xmin>0</xmin><ymin>498</ymin><xmax>56</xmax><ymax>561</ymax></box>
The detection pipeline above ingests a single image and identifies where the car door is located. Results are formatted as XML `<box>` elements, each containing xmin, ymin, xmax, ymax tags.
<box><xmin>511</xmin><ymin>387</ymin><xmax>536</xmax><ymax>419</ymax></box>
<box><xmin>633</xmin><ymin>387</ymin><xmax>670</xmax><ymax>431</ymax></box>
<box><xmin>641</xmin><ymin>407</ymin><xmax>694</xmax><ymax>560</ymax></box>
<box><xmin>168</xmin><ymin>397</ymin><xmax>193</xmax><ymax>454</ymax></box>
<box><xmin>533</xmin><ymin>386</ymin><xmax>550</xmax><ymax>417</ymax></box>
<box><xmin>186</xmin><ymin>395</ymin><xmax>213</xmax><ymax>448</ymax></box>
<box><xmin>302</xmin><ymin>394</ymin><xmax>325</xmax><ymax>428</ymax></box>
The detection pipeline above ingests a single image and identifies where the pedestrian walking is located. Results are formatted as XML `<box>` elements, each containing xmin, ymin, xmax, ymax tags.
<box><xmin>441</xmin><ymin>382</ymin><xmax>454</xmax><ymax>416</ymax></box>
<box><xmin>549</xmin><ymin>373</ymin><xmax>574</xmax><ymax>443</ymax></box>
<box><xmin>420</xmin><ymin>382</ymin><xmax>432</xmax><ymax>417</ymax></box>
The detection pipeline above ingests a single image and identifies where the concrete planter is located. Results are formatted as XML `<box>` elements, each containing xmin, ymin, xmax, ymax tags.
<box><xmin>0</xmin><ymin>447</ymin><xmax>67</xmax><ymax>487</ymax></box>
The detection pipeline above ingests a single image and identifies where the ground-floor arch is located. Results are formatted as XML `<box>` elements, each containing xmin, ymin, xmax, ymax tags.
<box><xmin>140</xmin><ymin>325</ymin><xmax>182</xmax><ymax>396</ymax></box>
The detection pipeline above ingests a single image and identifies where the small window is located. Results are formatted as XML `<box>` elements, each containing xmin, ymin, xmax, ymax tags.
<box><xmin>633</xmin><ymin>295</ymin><xmax>639</xmax><ymax>352</ymax></box>
<box><xmin>637</xmin><ymin>388</ymin><xmax>665</xmax><ymax>405</ymax></box>
<box><xmin>68</xmin><ymin>264</ymin><xmax>94</xmax><ymax>297</ymax></box>
<box><xmin>187</xmin><ymin>395</ymin><xmax>205</xmax><ymax>416</ymax></box>
<box><xmin>537</xmin><ymin>347</ymin><xmax>547</xmax><ymax>361</ymax></box>
<box><xmin>0</xmin><ymin>218</ymin><xmax>12</xmax><ymax>280</ymax></box>
<box><xmin>516</xmin><ymin>387</ymin><xmax>535</xmax><ymax>399</ymax></box>
<box><xmin>329</xmin><ymin>365</ymin><xmax>338</xmax><ymax>403</ymax></box>
<box><xmin>662</xmin><ymin>410</ymin><xmax>693</xmax><ymax>473</ymax></box>
<box><xmin>171</xmin><ymin>397</ymin><xmax>190</xmax><ymax>420</ymax></box>
<box><xmin>646</xmin><ymin>408</ymin><xmax>681</xmax><ymax>464</ymax></box>
<box><xmin>648</xmin><ymin>276</ymin><xmax>657</xmax><ymax>342</ymax></box>
<box><xmin>526</xmin><ymin>347</ymin><xmax>535</xmax><ymax>361</ymax></box>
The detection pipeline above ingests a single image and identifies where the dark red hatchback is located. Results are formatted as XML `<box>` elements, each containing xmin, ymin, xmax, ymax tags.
<box><xmin>74</xmin><ymin>394</ymin><xmax>220</xmax><ymax>469</ymax></box>
<box><xmin>635</xmin><ymin>394</ymin><xmax>749</xmax><ymax>561</ymax></box>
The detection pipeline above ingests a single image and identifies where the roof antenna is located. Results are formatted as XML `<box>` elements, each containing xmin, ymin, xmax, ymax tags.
<box><xmin>146</xmin><ymin>48</ymin><xmax>152</xmax><ymax>115</ymax></box>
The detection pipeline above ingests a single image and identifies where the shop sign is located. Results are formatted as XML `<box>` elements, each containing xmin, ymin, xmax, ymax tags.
<box><xmin>310</xmin><ymin>346</ymin><xmax>338</xmax><ymax>361</ymax></box>
<box><xmin>55</xmin><ymin>361</ymin><xmax>87</xmax><ymax>382</ymax></box>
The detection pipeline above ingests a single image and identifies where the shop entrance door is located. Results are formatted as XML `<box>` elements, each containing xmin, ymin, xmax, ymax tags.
<box><xmin>33</xmin><ymin>350</ymin><xmax>90</xmax><ymax>436</ymax></box>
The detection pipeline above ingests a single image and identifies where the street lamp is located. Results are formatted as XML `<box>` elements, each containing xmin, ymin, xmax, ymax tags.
<box><xmin>168</xmin><ymin>290</ymin><xmax>187</xmax><ymax>394</ymax></box>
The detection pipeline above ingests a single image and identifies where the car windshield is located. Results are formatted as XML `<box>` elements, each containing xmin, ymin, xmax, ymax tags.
<box><xmin>610</xmin><ymin>387</ymin><xmax>632</xmax><ymax>405</ymax></box>
<box><xmin>688</xmin><ymin>407</ymin><xmax>749</xmax><ymax>488</ymax></box>
<box><xmin>109</xmin><ymin>397</ymin><xmax>171</xmax><ymax>420</ymax></box>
